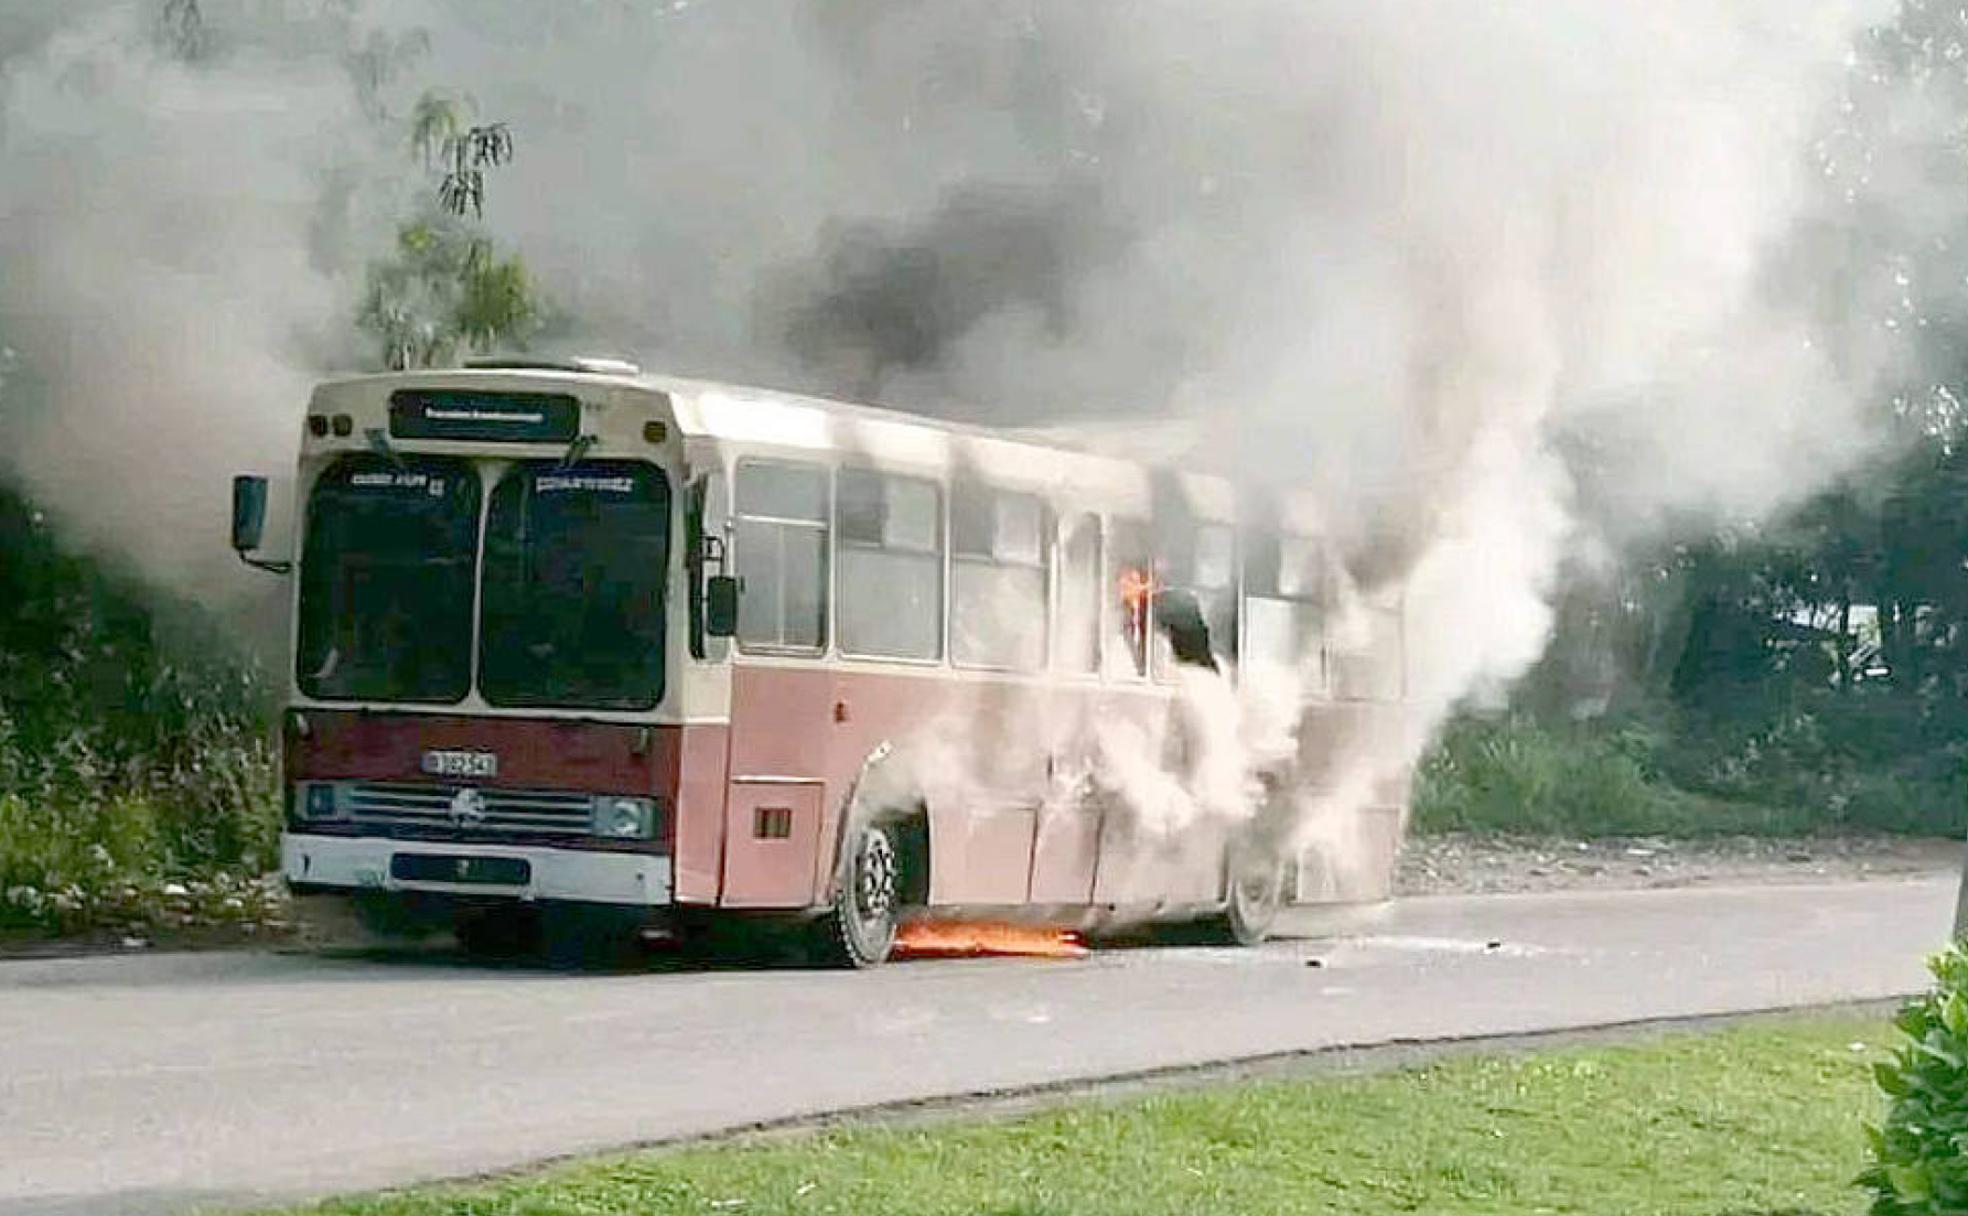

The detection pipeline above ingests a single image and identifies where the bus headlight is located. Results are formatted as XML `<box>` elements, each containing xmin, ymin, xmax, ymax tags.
<box><xmin>591</xmin><ymin>796</ymin><xmax>656</xmax><ymax>839</ymax></box>
<box><xmin>298</xmin><ymin>782</ymin><xmax>343</xmax><ymax>821</ymax></box>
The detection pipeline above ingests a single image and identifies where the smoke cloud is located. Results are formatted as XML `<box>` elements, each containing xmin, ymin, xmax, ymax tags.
<box><xmin>0</xmin><ymin>1</ymin><xmax>1950</xmax><ymax>873</ymax></box>
<box><xmin>0</xmin><ymin>3</ymin><xmax>388</xmax><ymax>600</ymax></box>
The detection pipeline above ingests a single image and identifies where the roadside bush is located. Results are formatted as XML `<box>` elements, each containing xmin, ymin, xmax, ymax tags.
<box><xmin>1412</xmin><ymin>713</ymin><xmax>1816</xmax><ymax>837</ymax></box>
<box><xmin>0</xmin><ymin>486</ymin><xmax>280</xmax><ymax>935</ymax></box>
<box><xmin>1416</xmin><ymin>699</ymin><xmax>1968</xmax><ymax>840</ymax></box>
<box><xmin>1412</xmin><ymin>714</ymin><xmax>1645</xmax><ymax>835</ymax></box>
<box><xmin>1862</xmin><ymin>942</ymin><xmax>1968</xmax><ymax>1214</ymax></box>
<box><xmin>1663</xmin><ymin>695</ymin><xmax>1968</xmax><ymax>838</ymax></box>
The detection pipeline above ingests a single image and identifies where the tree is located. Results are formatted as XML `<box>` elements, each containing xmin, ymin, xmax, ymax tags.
<box><xmin>158</xmin><ymin>0</ymin><xmax>205</xmax><ymax>61</ymax></box>
<box><xmin>359</xmin><ymin>93</ymin><xmax>546</xmax><ymax>370</ymax></box>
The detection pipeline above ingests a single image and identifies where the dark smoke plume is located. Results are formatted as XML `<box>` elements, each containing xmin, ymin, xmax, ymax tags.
<box><xmin>771</xmin><ymin>183</ymin><xmax>1122</xmax><ymax>402</ymax></box>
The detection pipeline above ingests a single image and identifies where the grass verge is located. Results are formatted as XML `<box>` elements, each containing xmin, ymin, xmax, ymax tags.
<box><xmin>282</xmin><ymin>1014</ymin><xmax>1885</xmax><ymax>1216</ymax></box>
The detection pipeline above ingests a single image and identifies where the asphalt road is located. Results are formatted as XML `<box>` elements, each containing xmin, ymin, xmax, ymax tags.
<box><xmin>1</xmin><ymin>876</ymin><xmax>1953</xmax><ymax>1216</ymax></box>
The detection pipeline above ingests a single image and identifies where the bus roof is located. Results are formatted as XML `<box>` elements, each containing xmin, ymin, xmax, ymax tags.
<box><xmin>311</xmin><ymin>365</ymin><xmax>1313</xmax><ymax>530</ymax></box>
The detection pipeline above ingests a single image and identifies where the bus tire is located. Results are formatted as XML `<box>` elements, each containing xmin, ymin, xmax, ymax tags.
<box><xmin>1207</xmin><ymin>853</ymin><xmax>1289</xmax><ymax>947</ymax></box>
<box><xmin>815</xmin><ymin>818</ymin><xmax>904</xmax><ymax>968</ymax></box>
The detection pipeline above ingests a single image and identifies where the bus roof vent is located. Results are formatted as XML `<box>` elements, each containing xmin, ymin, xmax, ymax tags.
<box><xmin>462</xmin><ymin>355</ymin><xmax>642</xmax><ymax>377</ymax></box>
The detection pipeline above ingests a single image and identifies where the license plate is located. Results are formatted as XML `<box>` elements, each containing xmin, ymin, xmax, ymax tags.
<box><xmin>390</xmin><ymin>854</ymin><xmax>530</xmax><ymax>886</ymax></box>
<box><xmin>421</xmin><ymin>749</ymin><xmax>498</xmax><ymax>779</ymax></box>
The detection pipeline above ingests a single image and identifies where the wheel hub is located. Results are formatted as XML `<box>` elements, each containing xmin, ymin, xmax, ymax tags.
<box><xmin>854</xmin><ymin>829</ymin><xmax>897</xmax><ymax>920</ymax></box>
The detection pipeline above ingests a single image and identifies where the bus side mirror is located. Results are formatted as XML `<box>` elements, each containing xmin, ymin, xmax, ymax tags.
<box><xmin>232</xmin><ymin>475</ymin><xmax>268</xmax><ymax>553</ymax></box>
<box><xmin>230</xmin><ymin>474</ymin><xmax>291</xmax><ymax>575</ymax></box>
<box><xmin>706</xmin><ymin>575</ymin><xmax>739</xmax><ymax>638</ymax></box>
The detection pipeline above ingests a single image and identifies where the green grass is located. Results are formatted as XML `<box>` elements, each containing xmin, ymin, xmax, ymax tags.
<box><xmin>282</xmin><ymin>1015</ymin><xmax>1887</xmax><ymax>1216</ymax></box>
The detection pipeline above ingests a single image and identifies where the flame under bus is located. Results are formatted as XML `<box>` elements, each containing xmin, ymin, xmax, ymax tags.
<box><xmin>264</xmin><ymin>362</ymin><xmax>1410</xmax><ymax>964</ymax></box>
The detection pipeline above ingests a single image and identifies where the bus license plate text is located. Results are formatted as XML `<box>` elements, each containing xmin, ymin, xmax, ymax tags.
<box><xmin>421</xmin><ymin>749</ymin><xmax>498</xmax><ymax>779</ymax></box>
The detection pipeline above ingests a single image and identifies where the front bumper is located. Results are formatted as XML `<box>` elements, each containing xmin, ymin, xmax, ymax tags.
<box><xmin>282</xmin><ymin>833</ymin><xmax>673</xmax><ymax>906</ymax></box>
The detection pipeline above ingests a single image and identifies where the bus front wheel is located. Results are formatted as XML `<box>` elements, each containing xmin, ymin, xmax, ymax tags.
<box><xmin>816</xmin><ymin>819</ymin><xmax>902</xmax><ymax>968</ymax></box>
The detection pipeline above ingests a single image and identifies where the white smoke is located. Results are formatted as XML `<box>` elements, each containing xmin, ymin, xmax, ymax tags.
<box><xmin>0</xmin><ymin>3</ymin><xmax>382</xmax><ymax>599</ymax></box>
<box><xmin>0</xmin><ymin>1</ymin><xmax>1951</xmax><ymax>887</ymax></box>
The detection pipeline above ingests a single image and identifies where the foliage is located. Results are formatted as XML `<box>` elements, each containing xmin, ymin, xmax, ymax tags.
<box><xmin>409</xmin><ymin>92</ymin><xmax>514</xmax><ymax>220</ymax></box>
<box><xmin>0</xmin><ymin>485</ymin><xmax>278</xmax><ymax>934</ymax></box>
<box><xmin>1861</xmin><ymin>943</ymin><xmax>1968</xmax><ymax>1214</ymax></box>
<box><xmin>1416</xmin><ymin>700</ymin><xmax>1968</xmax><ymax>839</ymax></box>
<box><xmin>158</xmin><ymin>0</ymin><xmax>205</xmax><ymax>61</ymax></box>
<box><xmin>360</xmin><ymin>210</ymin><xmax>542</xmax><ymax>372</ymax></box>
<box><xmin>283</xmin><ymin>1015</ymin><xmax>1883</xmax><ymax>1216</ymax></box>
<box><xmin>1413</xmin><ymin>713</ymin><xmax>1821</xmax><ymax>838</ymax></box>
<box><xmin>360</xmin><ymin>92</ymin><xmax>545</xmax><ymax>370</ymax></box>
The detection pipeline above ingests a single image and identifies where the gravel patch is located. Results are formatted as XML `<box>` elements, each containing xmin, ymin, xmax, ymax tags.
<box><xmin>1398</xmin><ymin>833</ymin><xmax>1963</xmax><ymax>897</ymax></box>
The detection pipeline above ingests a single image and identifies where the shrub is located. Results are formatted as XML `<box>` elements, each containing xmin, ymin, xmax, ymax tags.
<box><xmin>1862</xmin><ymin>942</ymin><xmax>1968</xmax><ymax>1214</ymax></box>
<box><xmin>1411</xmin><ymin>713</ymin><xmax>1808</xmax><ymax>837</ymax></box>
<box><xmin>0</xmin><ymin>485</ymin><xmax>281</xmax><ymax>936</ymax></box>
<box><xmin>1415</xmin><ymin>699</ymin><xmax>1968</xmax><ymax>840</ymax></box>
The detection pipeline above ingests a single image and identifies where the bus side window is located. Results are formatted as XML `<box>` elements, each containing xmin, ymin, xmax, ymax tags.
<box><xmin>1242</xmin><ymin>529</ymin><xmax>1324</xmax><ymax>689</ymax></box>
<box><xmin>733</xmin><ymin>461</ymin><xmax>829</xmax><ymax>653</ymax></box>
<box><xmin>1109</xmin><ymin>519</ymin><xmax>1151</xmax><ymax>680</ymax></box>
<box><xmin>686</xmin><ymin>471</ymin><xmax>731</xmax><ymax>661</ymax></box>
<box><xmin>1196</xmin><ymin>524</ymin><xmax>1238</xmax><ymax>670</ymax></box>
<box><xmin>1056</xmin><ymin>514</ymin><xmax>1101</xmax><ymax>675</ymax></box>
<box><xmin>837</xmin><ymin>468</ymin><xmax>943</xmax><ymax>661</ymax></box>
<box><xmin>952</xmin><ymin>485</ymin><xmax>1048</xmax><ymax>671</ymax></box>
<box><xmin>1150</xmin><ymin>522</ymin><xmax>1238</xmax><ymax>680</ymax></box>
<box><xmin>1332</xmin><ymin>584</ymin><xmax>1404</xmax><ymax>702</ymax></box>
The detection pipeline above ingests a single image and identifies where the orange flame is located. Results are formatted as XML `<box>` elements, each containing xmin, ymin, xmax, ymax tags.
<box><xmin>1118</xmin><ymin>565</ymin><xmax>1158</xmax><ymax>611</ymax></box>
<box><xmin>894</xmin><ymin>920</ymin><xmax>1090</xmax><ymax>960</ymax></box>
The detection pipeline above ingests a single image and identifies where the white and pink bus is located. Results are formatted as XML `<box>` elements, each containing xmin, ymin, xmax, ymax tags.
<box><xmin>230</xmin><ymin>359</ymin><xmax>1410</xmax><ymax>965</ymax></box>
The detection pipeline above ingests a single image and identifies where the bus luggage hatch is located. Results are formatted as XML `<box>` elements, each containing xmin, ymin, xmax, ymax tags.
<box><xmin>720</xmin><ymin>781</ymin><xmax>824</xmax><ymax>908</ymax></box>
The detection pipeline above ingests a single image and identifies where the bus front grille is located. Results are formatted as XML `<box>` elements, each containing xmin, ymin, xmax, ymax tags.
<box><xmin>339</xmin><ymin>782</ymin><xmax>594</xmax><ymax>836</ymax></box>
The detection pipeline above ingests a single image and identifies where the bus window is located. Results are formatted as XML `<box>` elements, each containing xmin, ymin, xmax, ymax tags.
<box><xmin>734</xmin><ymin>461</ymin><xmax>828</xmax><ymax>653</ymax></box>
<box><xmin>1243</xmin><ymin>530</ymin><xmax>1324</xmax><ymax>687</ymax></box>
<box><xmin>296</xmin><ymin>454</ymin><xmax>480</xmax><ymax>704</ymax></box>
<box><xmin>1056</xmin><ymin>514</ymin><xmax>1101</xmax><ymax>675</ymax></box>
<box><xmin>479</xmin><ymin>461</ymin><xmax>671</xmax><ymax>711</ymax></box>
<box><xmin>837</xmin><ymin>468</ymin><xmax>943</xmax><ymax>661</ymax></box>
<box><xmin>952</xmin><ymin>485</ymin><xmax>1047</xmax><ymax>671</ymax></box>
<box><xmin>1152</xmin><ymin>522</ymin><xmax>1238</xmax><ymax>679</ymax></box>
<box><xmin>1109</xmin><ymin>520</ymin><xmax>1151</xmax><ymax>679</ymax></box>
<box><xmin>1197</xmin><ymin>524</ymin><xmax>1238</xmax><ymax>669</ymax></box>
<box><xmin>1332</xmin><ymin>585</ymin><xmax>1405</xmax><ymax>701</ymax></box>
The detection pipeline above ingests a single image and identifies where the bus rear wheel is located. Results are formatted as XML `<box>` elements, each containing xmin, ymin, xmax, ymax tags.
<box><xmin>1207</xmin><ymin>853</ymin><xmax>1289</xmax><ymax>947</ymax></box>
<box><xmin>815</xmin><ymin>819</ymin><xmax>902</xmax><ymax>968</ymax></box>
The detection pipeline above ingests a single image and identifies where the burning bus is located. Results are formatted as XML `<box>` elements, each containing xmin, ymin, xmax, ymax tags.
<box><xmin>229</xmin><ymin>358</ymin><xmax>1410</xmax><ymax>965</ymax></box>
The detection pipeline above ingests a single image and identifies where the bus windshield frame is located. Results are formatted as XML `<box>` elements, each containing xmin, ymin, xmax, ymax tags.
<box><xmin>294</xmin><ymin>454</ymin><xmax>674</xmax><ymax>713</ymax></box>
<box><xmin>477</xmin><ymin>459</ymin><xmax>672</xmax><ymax>712</ymax></box>
<box><xmin>294</xmin><ymin>453</ymin><xmax>482</xmax><ymax>705</ymax></box>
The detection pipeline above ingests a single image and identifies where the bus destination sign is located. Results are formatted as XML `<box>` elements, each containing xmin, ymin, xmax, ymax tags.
<box><xmin>388</xmin><ymin>390</ymin><xmax>581</xmax><ymax>443</ymax></box>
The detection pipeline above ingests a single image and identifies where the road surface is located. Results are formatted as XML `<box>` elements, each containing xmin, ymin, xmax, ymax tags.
<box><xmin>1</xmin><ymin>877</ymin><xmax>1952</xmax><ymax>1215</ymax></box>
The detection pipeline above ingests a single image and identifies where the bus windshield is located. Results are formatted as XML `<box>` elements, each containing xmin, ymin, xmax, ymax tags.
<box><xmin>296</xmin><ymin>454</ymin><xmax>481</xmax><ymax>703</ymax></box>
<box><xmin>478</xmin><ymin>460</ymin><xmax>670</xmax><ymax>710</ymax></box>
